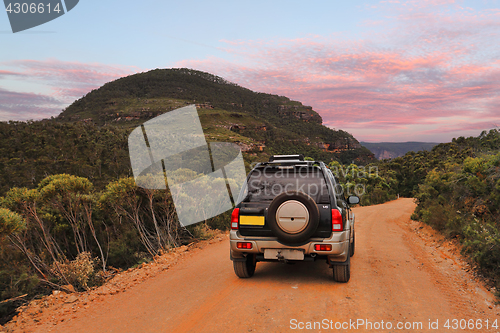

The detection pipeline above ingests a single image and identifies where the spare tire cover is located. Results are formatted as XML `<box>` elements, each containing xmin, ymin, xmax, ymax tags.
<box><xmin>267</xmin><ymin>191</ymin><xmax>320</xmax><ymax>244</ymax></box>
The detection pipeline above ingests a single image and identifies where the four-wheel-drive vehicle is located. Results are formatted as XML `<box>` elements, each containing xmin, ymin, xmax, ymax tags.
<box><xmin>230</xmin><ymin>154</ymin><xmax>359</xmax><ymax>282</ymax></box>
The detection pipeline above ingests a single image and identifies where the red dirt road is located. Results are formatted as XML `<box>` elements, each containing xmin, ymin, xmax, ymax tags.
<box><xmin>4</xmin><ymin>198</ymin><xmax>500</xmax><ymax>332</ymax></box>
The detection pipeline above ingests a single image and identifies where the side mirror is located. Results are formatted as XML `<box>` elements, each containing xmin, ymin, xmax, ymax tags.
<box><xmin>347</xmin><ymin>195</ymin><xmax>360</xmax><ymax>205</ymax></box>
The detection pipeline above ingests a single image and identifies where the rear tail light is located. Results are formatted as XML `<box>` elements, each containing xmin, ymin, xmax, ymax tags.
<box><xmin>231</xmin><ymin>208</ymin><xmax>240</xmax><ymax>230</ymax></box>
<box><xmin>315</xmin><ymin>244</ymin><xmax>332</xmax><ymax>251</ymax></box>
<box><xmin>237</xmin><ymin>242</ymin><xmax>252</xmax><ymax>249</ymax></box>
<box><xmin>332</xmin><ymin>209</ymin><xmax>343</xmax><ymax>231</ymax></box>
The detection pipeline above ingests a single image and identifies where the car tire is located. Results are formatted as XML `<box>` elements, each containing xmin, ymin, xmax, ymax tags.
<box><xmin>267</xmin><ymin>191</ymin><xmax>320</xmax><ymax>244</ymax></box>
<box><xmin>233</xmin><ymin>254</ymin><xmax>256</xmax><ymax>278</ymax></box>
<box><xmin>333</xmin><ymin>264</ymin><xmax>350</xmax><ymax>283</ymax></box>
<box><xmin>350</xmin><ymin>229</ymin><xmax>355</xmax><ymax>257</ymax></box>
<box><xmin>333</xmin><ymin>250</ymin><xmax>350</xmax><ymax>283</ymax></box>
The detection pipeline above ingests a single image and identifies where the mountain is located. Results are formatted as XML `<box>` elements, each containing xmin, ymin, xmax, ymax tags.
<box><xmin>58</xmin><ymin>68</ymin><xmax>374</xmax><ymax>164</ymax></box>
<box><xmin>361</xmin><ymin>141</ymin><xmax>439</xmax><ymax>160</ymax></box>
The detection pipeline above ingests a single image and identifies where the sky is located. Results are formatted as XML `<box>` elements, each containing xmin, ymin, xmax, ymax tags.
<box><xmin>1</xmin><ymin>0</ymin><xmax>500</xmax><ymax>142</ymax></box>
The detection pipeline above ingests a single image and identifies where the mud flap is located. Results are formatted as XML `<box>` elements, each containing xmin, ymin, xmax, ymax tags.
<box><xmin>230</xmin><ymin>251</ymin><xmax>248</xmax><ymax>262</ymax></box>
<box><xmin>328</xmin><ymin>247</ymin><xmax>350</xmax><ymax>267</ymax></box>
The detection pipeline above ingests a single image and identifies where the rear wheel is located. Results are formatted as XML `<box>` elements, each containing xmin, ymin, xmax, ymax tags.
<box><xmin>333</xmin><ymin>249</ymin><xmax>350</xmax><ymax>283</ymax></box>
<box><xmin>233</xmin><ymin>254</ymin><xmax>256</xmax><ymax>278</ymax></box>
<box><xmin>333</xmin><ymin>263</ymin><xmax>350</xmax><ymax>283</ymax></box>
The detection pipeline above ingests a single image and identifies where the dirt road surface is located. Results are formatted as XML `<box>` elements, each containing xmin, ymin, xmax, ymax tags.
<box><xmin>4</xmin><ymin>198</ymin><xmax>500</xmax><ymax>332</ymax></box>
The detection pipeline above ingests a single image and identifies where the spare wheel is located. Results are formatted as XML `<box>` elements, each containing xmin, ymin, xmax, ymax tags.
<box><xmin>267</xmin><ymin>191</ymin><xmax>320</xmax><ymax>244</ymax></box>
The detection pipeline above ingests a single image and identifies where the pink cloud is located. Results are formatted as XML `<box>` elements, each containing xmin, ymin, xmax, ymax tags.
<box><xmin>178</xmin><ymin>1</ymin><xmax>500</xmax><ymax>142</ymax></box>
<box><xmin>0</xmin><ymin>70</ymin><xmax>24</xmax><ymax>78</ymax></box>
<box><xmin>3</xmin><ymin>59</ymin><xmax>140</xmax><ymax>100</ymax></box>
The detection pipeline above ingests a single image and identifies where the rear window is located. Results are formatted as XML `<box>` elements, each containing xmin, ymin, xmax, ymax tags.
<box><xmin>240</xmin><ymin>166</ymin><xmax>330</xmax><ymax>203</ymax></box>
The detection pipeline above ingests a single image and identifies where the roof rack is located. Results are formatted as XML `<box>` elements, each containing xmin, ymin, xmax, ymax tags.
<box><xmin>268</xmin><ymin>154</ymin><xmax>304</xmax><ymax>162</ymax></box>
<box><xmin>255</xmin><ymin>160</ymin><xmax>326</xmax><ymax>169</ymax></box>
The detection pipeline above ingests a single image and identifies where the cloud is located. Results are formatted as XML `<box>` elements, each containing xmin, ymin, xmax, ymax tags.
<box><xmin>0</xmin><ymin>70</ymin><xmax>24</xmax><ymax>78</ymax></box>
<box><xmin>0</xmin><ymin>87</ymin><xmax>63</xmax><ymax>121</ymax></box>
<box><xmin>177</xmin><ymin>0</ymin><xmax>500</xmax><ymax>142</ymax></box>
<box><xmin>0</xmin><ymin>59</ymin><xmax>141</xmax><ymax>121</ymax></box>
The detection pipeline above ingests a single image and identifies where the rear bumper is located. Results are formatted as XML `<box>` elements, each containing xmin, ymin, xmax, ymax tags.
<box><xmin>230</xmin><ymin>229</ymin><xmax>349</xmax><ymax>263</ymax></box>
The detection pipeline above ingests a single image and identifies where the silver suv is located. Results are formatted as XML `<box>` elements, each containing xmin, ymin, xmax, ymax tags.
<box><xmin>230</xmin><ymin>155</ymin><xmax>359</xmax><ymax>282</ymax></box>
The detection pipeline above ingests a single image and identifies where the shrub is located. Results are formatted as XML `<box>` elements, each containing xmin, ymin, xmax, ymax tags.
<box><xmin>188</xmin><ymin>223</ymin><xmax>217</xmax><ymax>240</ymax></box>
<box><xmin>52</xmin><ymin>252</ymin><xmax>95</xmax><ymax>290</ymax></box>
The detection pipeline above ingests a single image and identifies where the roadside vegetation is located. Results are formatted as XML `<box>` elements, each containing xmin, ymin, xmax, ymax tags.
<box><xmin>328</xmin><ymin>160</ymin><xmax>398</xmax><ymax>206</ymax></box>
<box><xmin>0</xmin><ymin>172</ymin><xmax>232</xmax><ymax>323</ymax></box>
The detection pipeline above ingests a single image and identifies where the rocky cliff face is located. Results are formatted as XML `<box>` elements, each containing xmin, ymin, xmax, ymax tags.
<box><xmin>315</xmin><ymin>137</ymin><xmax>361</xmax><ymax>152</ymax></box>
<box><xmin>277</xmin><ymin>105</ymin><xmax>322</xmax><ymax>124</ymax></box>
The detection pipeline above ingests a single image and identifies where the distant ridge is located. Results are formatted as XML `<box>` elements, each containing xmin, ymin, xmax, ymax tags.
<box><xmin>361</xmin><ymin>141</ymin><xmax>440</xmax><ymax>160</ymax></box>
